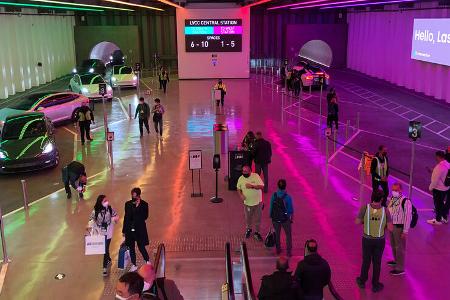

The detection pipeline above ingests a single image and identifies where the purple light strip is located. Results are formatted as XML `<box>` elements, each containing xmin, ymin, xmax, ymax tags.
<box><xmin>289</xmin><ymin>0</ymin><xmax>370</xmax><ymax>10</ymax></box>
<box><xmin>320</xmin><ymin>0</ymin><xmax>415</xmax><ymax>9</ymax></box>
<box><xmin>267</xmin><ymin>0</ymin><xmax>331</xmax><ymax>10</ymax></box>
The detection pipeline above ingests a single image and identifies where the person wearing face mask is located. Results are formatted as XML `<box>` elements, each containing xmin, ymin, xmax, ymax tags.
<box><xmin>371</xmin><ymin>145</ymin><xmax>390</xmax><ymax>205</ymax></box>
<box><xmin>387</xmin><ymin>183</ymin><xmax>412</xmax><ymax>276</ymax></box>
<box><xmin>115</xmin><ymin>272</ymin><xmax>144</xmax><ymax>300</ymax></box>
<box><xmin>237</xmin><ymin>165</ymin><xmax>265</xmax><ymax>241</ymax></box>
<box><xmin>123</xmin><ymin>187</ymin><xmax>150</xmax><ymax>272</ymax></box>
<box><xmin>138</xmin><ymin>264</ymin><xmax>184</xmax><ymax>300</ymax></box>
<box><xmin>86</xmin><ymin>194</ymin><xmax>119</xmax><ymax>276</ymax></box>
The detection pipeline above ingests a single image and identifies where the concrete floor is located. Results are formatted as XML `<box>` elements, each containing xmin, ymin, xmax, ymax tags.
<box><xmin>0</xmin><ymin>70</ymin><xmax>449</xmax><ymax>299</ymax></box>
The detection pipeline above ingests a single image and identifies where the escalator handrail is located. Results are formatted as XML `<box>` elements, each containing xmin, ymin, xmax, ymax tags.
<box><xmin>225</xmin><ymin>242</ymin><xmax>235</xmax><ymax>300</ymax></box>
<box><xmin>328</xmin><ymin>281</ymin><xmax>344</xmax><ymax>300</ymax></box>
<box><xmin>153</xmin><ymin>243</ymin><xmax>166</xmax><ymax>279</ymax></box>
<box><xmin>240</xmin><ymin>242</ymin><xmax>256</xmax><ymax>300</ymax></box>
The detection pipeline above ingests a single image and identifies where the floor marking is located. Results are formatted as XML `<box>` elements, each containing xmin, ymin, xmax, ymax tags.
<box><xmin>327</xmin><ymin>129</ymin><xmax>361</xmax><ymax>162</ymax></box>
<box><xmin>0</xmin><ymin>263</ymin><xmax>9</xmax><ymax>295</ymax></box>
<box><xmin>359</xmin><ymin>130</ymin><xmax>442</xmax><ymax>151</ymax></box>
<box><xmin>91</xmin><ymin>119</ymin><xmax>127</xmax><ymax>132</ymax></box>
<box><xmin>116</xmin><ymin>96</ymin><xmax>130</xmax><ymax>120</ymax></box>
<box><xmin>423</xmin><ymin>120</ymin><xmax>436</xmax><ymax>128</ymax></box>
<box><xmin>62</xmin><ymin>126</ymin><xmax>78</xmax><ymax>164</ymax></box>
<box><xmin>437</xmin><ymin>126</ymin><xmax>449</xmax><ymax>134</ymax></box>
<box><xmin>62</xmin><ymin>126</ymin><xmax>77</xmax><ymax>136</ymax></box>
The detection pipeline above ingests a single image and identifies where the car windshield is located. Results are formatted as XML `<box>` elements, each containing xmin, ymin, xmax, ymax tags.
<box><xmin>8</xmin><ymin>93</ymin><xmax>50</xmax><ymax>110</ymax></box>
<box><xmin>81</xmin><ymin>59</ymin><xmax>101</xmax><ymax>67</ymax></box>
<box><xmin>80</xmin><ymin>74</ymin><xmax>104</xmax><ymax>85</ymax></box>
<box><xmin>2</xmin><ymin>116</ymin><xmax>46</xmax><ymax>140</ymax></box>
<box><xmin>113</xmin><ymin>66</ymin><xmax>133</xmax><ymax>74</ymax></box>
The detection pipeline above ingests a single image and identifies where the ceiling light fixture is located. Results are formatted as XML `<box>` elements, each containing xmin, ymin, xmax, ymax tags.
<box><xmin>245</xmin><ymin>0</ymin><xmax>274</xmax><ymax>8</ymax></box>
<box><xmin>30</xmin><ymin>0</ymin><xmax>134</xmax><ymax>11</ymax></box>
<box><xmin>103</xmin><ymin>0</ymin><xmax>164</xmax><ymax>11</ymax></box>
<box><xmin>157</xmin><ymin>0</ymin><xmax>183</xmax><ymax>9</ymax></box>
<box><xmin>267</xmin><ymin>0</ymin><xmax>329</xmax><ymax>10</ymax></box>
<box><xmin>320</xmin><ymin>0</ymin><xmax>415</xmax><ymax>9</ymax></box>
<box><xmin>290</xmin><ymin>0</ymin><xmax>370</xmax><ymax>10</ymax></box>
<box><xmin>0</xmin><ymin>1</ymin><xmax>103</xmax><ymax>11</ymax></box>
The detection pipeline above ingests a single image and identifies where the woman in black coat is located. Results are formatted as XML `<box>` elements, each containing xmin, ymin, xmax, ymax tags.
<box><xmin>122</xmin><ymin>187</ymin><xmax>150</xmax><ymax>271</ymax></box>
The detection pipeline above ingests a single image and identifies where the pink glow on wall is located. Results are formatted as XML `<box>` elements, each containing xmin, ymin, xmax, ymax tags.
<box><xmin>267</xmin><ymin>0</ymin><xmax>331</xmax><ymax>10</ymax></box>
<box><xmin>347</xmin><ymin>8</ymin><xmax>450</xmax><ymax>102</ymax></box>
<box><xmin>289</xmin><ymin>0</ymin><xmax>369</xmax><ymax>10</ymax></box>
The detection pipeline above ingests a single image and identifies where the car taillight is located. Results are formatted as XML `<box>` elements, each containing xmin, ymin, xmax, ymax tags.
<box><xmin>306</xmin><ymin>75</ymin><xmax>313</xmax><ymax>80</ymax></box>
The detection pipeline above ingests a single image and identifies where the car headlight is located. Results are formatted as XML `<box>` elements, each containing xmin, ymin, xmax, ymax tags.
<box><xmin>107</xmin><ymin>86</ymin><xmax>112</xmax><ymax>92</ymax></box>
<box><xmin>0</xmin><ymin>150</ymin><xmax>7</xmax><ymax>159</ymax></box>
<box><xmin>81</xmin><ymin>87</ymin><xmax>89</xmax><ymax>94</ymax></box>
<box><xmin>111</xmin><ymin>77</ymin><xmax>117</xmax><ymax>82</ymax></box>
<box><xmin>72</xmin><ymin>68</ymin><xmax>77</xmax><ymax>73</ymax></box>
<box><xmin>42</xmin><ymin>143</ymin><xmax>54</xmax><ymax>154</ymax></box>
<box><xmin>109</xmin><ymin>56</ymin><xmax>113</xmax><ymax>60</ymax></box>
<box><xmin>89</xmin><ymin>68</ymin><xmax>94</xmax><ymax>73</ymax></box>
<box><xmin>133</xmin><ymin>75</ymin><xmax>137</xmax><ymax>81</ymax></box>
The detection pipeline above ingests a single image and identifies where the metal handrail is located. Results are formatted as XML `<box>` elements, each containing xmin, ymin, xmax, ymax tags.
<box><xmin>225</xmin><ymin>242</ymin><xmax>235</xmax><ymax>300</ymax></box>
<box><xmin>240</xmin><ymin>242</ymin><xmax>256</xmax><ymax>300</ymax></box>
<box><xmin>328</xmin><ymin>281</ymin><xmax>345</xmax><ymax>300</ymax></box>
<box><xmin>153</xmin><ymin>243</ymin><xmax>165</xmax><ymax>279</ymax></box>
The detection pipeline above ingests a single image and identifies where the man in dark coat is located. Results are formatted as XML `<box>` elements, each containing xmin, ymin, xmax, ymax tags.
<box><xmin>254</xmin><ymin>131</ymin><xmax>272</xmax><ymax>193</ymax></box>
<box><xmin>61</xmin><ymin>160</ymin><xmax>86</xmax><ymax>199</ymax></box>
<box><xmin>135</xmin><ymin>97</ymin><xmax>151</xmax><ymax>138</ymax></box>
<box><xmin>294</xmin><ymin>240</ymin><xmax>331</xmax><ymax>300</ymax></box>
<box><xmin>258</xmin><ymin>256</ymin><xmax>296</xmax><ymax>300</ymax></box>
<box><xmin>370</xmin><ymin>145</ymin><xmax>390</xmax><ymax>204</ymax></box>
<box><xmin>123</xmin><ymin>187</ymin><xmax>150</xmax><ymax>271</ymax></box>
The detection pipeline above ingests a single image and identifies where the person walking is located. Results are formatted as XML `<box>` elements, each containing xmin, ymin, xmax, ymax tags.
<box><xmin>76</xmin><ymin>102</ymin><xmax>94</xmax><ymax>145</ymax></box>
<box><xmin>258</xmin><ymin>257</ymin><xmax>296</xmax><ymax>300</ymax></box>
<box><xmin>293</xmin><ymin>74</ymin><xmax>301</xmax><ymax>97</ymax></box>
<box><xmin>86</xmin><ymin>195</ymin><xmax>119</xmax><ymax>276</ymax></box>
<box><xmin>61</xmin><ymin>160</ymin><xmax>87</xmax><ymax>199</ymax></box>
<box><xmin>158</xmin><ymin>66</ymin><xmax>163</xmax><ymax>90</ymax></box>
<box><xmin>237</xmin><ymin>166</ymin><xmax>264</xmax><ymax>242</ymax></box>
<box><xmin>241</xmin><ymin>131</ymin><xmax>256</xmax><ymax>167</ymax></box>
<box><xmin>370</xmin><ymin>145</ymin><xmax>390</xmax><ymax>203</ymax></box>
<box><xmin>160</xmin><ymin>69</ymin><xmax>169</xmax><ymax>94</ymax></box>
<box><xmin>327</xmin><ymin>96</ymin><xmax>339</xmax><ymax>132</ymax></box>
<box><xmin>214</xmin><ymin>79</ymin><xmax>227</xmax><ymax>107</ymax></box>
<box><xmin>122</xmin><ymin>187</ymin><xmax>150</xmax><ymax>272</ymax></box>
<box><xmin>294</xmin><ymin>239</ymin><xmax>331</xmax><ymax>300</ymax></box>
<box><xmin>387</xmin><ymin>182</ymin><xmax>412</xmax><ymax>276</ymax></box>
<box><xmin>427</xmin><ymin>151</ymin><xmax>450</xmax><ymax>225</ymax></box>
<box><xmin>355</xmin><ymin>190</ymin><xmax>393</xmax><ymax>293</ymax></box>
<box><xmin>135</xmin><ymin>97</ymin><xmax>150</xmax><ymax>138</ymax></box>
<box><xmin>254</xmin><ymin>131</ymin><xmax>272</xmax><ymax>193</ymax></box>
<box><xmin>151</xmin><ymin>98</ymin><xmax>165</xmax><ymax>140</ymax></box>
<box><xmin>270</xmin><ymin>179</ymin><xmax>293</xmax><ymax>256</ymax></box>
<box><xmin>326</xmin><ymin>87</ymin><xmax>337</xmax><ymax>103</ymax></box>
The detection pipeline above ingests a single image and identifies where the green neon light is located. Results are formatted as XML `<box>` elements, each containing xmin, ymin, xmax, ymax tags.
<box><xmin>0</xmin><ymin>1</ymin><xmax>104</xmax><ymax>11</ymax></box>
<box><xmin>29</xmin><ymin>0</ymin><xmax>134</xmax><ymax>11</ymax></box>
<box><xmin>90</xmin><ymin>75</ymin><xmax>102</xmax><ymax>85</ymax></box>
<box><xmin>18</xmin><ymin>119</ymin><xmax>41</xmax><ymax>140</ymax></box>
<box><xmin>16</xmin><ymin>136</ymin><xmax>45</xmax><ymax>159</ymax></box>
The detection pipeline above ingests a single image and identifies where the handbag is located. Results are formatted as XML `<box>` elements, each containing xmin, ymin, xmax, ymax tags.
<box><xmin>85</xmin><ymin>234</ymin><xmax>106</xmax><ymax>255</ymax></box>
<box><xmin>264</xmin><ymin>227</ymin><xmax>276</xmax><ymax>248</ymax></box>
<box><xmin>118</xmin><ymin>243</ymin><xmax>131</xmax><ymax>270</ymax></box>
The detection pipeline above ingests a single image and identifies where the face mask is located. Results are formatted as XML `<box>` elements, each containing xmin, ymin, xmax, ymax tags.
<box><xmin>102</xmin><ymin>201</ymin><xmax>109</xmax><ymax>208</ymax></box>
<box><xmin>243</xmin><ymin>173</ymin><xmax>250</xmax><ymax>178</ymax></box>
<box><xmin>143</xmin><ymin>281</ymin><xmax>151</xmax><ymax>291</ymax></box>
<box><xmin>392</xmin><ymin>191</ymin><xmax>400</xmax><ymax>198</ymax></box>
<box><xmin>115</xmin><ymin>294</ymin><xmax>130</xmax><ymax>300</ymax></box>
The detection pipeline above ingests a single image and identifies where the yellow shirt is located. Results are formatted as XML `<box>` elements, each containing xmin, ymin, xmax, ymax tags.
<box><xmin>237</xmin><ymin>173</ymin><xmax>264</xmax><ymax>206</ymax></box>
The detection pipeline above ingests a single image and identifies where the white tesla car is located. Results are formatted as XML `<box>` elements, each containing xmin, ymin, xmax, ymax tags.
<box><xmin>110</xmin><ymin>65</ymin><xmax>138</xmax><ymax>88</ymax></box>
<box><xmin>293</xmin><ymin>61</ymin><xmax>330</xmax><ymax>88</ymax></box>
<box><xmin>0</xmin><ymin>92</ymin><xmax>89</xmax><ymax>128</ymax></box>
<box><xmin>69</xmin><ymin>73</ymin><xmax>113</xmax><ymax>101</ymax></box>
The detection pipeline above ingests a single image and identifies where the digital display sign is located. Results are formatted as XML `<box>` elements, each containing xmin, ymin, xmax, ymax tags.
<box><xmin>185</xmin><ymin>19</ymin><xmax>242</xmax><ymax>52</ymax></box>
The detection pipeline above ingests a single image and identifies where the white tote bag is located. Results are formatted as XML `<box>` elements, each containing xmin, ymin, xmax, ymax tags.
<box><xmin>85</xmin><ymin>234</ymin><xmax>106</xmax><ymax>255</ymax></box>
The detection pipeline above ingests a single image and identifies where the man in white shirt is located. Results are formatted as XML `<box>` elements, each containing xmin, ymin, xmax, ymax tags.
<box><xmin>237</xmin><ymin>165</ymin><xmax>264</xmax><ymax>241</ymax></box>
<box><xmin>427</xmin><ymin>151</ymin><xmax>450</xmax><ymax>225</ymax></box>
<box><xmin>387</xmin><ymin>182</ymin><xmax>412</xmax><ymax>276</ymax></box>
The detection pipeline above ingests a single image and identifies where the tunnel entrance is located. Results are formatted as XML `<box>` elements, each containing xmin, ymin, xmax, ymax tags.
<box><xmin>298</xmin><ymin>40</ymin><xmax>333</xmax><ymax>67</ymax></box>
<box><xmin>89</xmin><ymin>41</ymin><xmax>121</xmax><ymax>64</ymax></box>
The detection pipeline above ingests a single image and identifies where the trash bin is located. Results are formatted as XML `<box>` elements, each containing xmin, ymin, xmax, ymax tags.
<box><xmin>214</xmin><ymin>123</ymin><xmax>228</xmax><ymax>154</ymax></box>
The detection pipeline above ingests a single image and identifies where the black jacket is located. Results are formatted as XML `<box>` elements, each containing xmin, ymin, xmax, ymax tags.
<box><xmin>327</xmin><ymin>102</ymin><xmax>338</xmax><ymax>116</ymax></box>
<box><xmin>258</xmin><ymin>270</ymin><xmax>296</xmax><ymax>300</ymax></box>
<box><xmin>67</xmin><ymin>161</ymin><xmax>85</xmax><ymax>177</ymax></box>
<box><xmin>122</xmin><ymin>199</ymin><xmax>149</xmax><ymax>245</ymax></box>
<box><xmin>370</xmin><ymin>152</ymin><xmax>390</xmax><ymax>180</ymax></box>
<box><xmin>294</xmin><ymin>253</ymin><xmax>331</xmax><ymax>298</ymax></box>
<box><xmin>135</xmin><ymin>103</ymin><xmax>150</xmax><ymax>119</ymax></box>
<box><xmin>254</xmin><ymin>138</ymin><xmax>272</xmax><ymax>164</ymax></box>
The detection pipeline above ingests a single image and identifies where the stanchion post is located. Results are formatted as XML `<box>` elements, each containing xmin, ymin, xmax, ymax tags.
<box><xmin>408</xmin><ymin>140</ymin><xmax>416</xmax><ymax>198</ymax></box>
<box><xmin>108</xmin><ymin>140</ymin><xmax>114</xmax><ymax>169</ymax></box>
<box><xmin>21</xmin><ymin>179</ymin><xmax>29</xmax><ymax>212</ymax></box>
<box><xmin>319</xmin><ymin>80</ymin><xmax>323</xmax><ymax>130</ymax></box>
<box><xmin>333</xmin><ymin>129</ymin><xmax>337</xmax><ymax>153</ymax></box>
<box><xmin>128</xmin><ymin>103</ymin><xmax>132</xmax><ymax>120</ymax></box>
<box><xmin>137</xmin><ymin>71</ymin><xmax>141</xmax><ymax>97</ymax></box>
<box><xmin>102</xmin><ymin>95</ymin><xmax>108</xmax><ymax>139</ymax></box>
<box><xmin>345</xmin><ymin>120</ymin><xmax>350</xmax><ymax>140</ymax></box>
<box><xmin>0</xmin><ymin>207</ymin><xmax>9</xmax><ymax>264</ymax></box>
<box><xmin>359</xmin><ymin>153</ymin><xmax>365</xmax><ymax>203</ymax></box>
<box><xmin>356</xmin><ymin>112</ymin><xmax>360</xmax><ymax>130</ymax></box>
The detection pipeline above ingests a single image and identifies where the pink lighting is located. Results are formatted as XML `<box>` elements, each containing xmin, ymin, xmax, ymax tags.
<box><xmin>289</xmin><ymin>0</ymin><xmax>370</xmax><ymax>9</ymax></box>
<box><xmin>267</xmin><ymin>0</ymin><xmax>331</xmax><ymax>10</ymax></box>
<box><xmin>320</xmin><ymin>0</ymin><xmax>415</xmax><ymax>9</ymax></box>
<box><xmin>245</xmin><ymin>0</ymin><xmax>273</xmax><ymax>8</ymax></box>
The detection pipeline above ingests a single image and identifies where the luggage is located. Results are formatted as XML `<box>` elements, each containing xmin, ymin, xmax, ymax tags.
<box><xmin>118</xmin><ymin>243</ymin><xmax>131</xmax><ymax>270</ymax></box>
<box><xmin>264</xmin><ymin>227</ymin><xmax>276</xmax><ymax>248</ymax></box>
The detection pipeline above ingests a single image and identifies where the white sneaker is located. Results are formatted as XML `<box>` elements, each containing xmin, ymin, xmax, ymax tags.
<box><xmin>427</xmin><ymin>219</ymin><xmax>442</xmax><ymax>225</ymax></box>
<box><xmin>442</xmin><ymin>218</ymin><xmax>448</xmax><ymax>224</ymax></box>
<box><xmin>145</xmin><ymin>261</ymin><xmax>152</xmax><ymax>265</ymax></box>
<box><xmin>129</xmin><ymin>265</ymin><xmax>138</xmax><ymax>272</ymax></box>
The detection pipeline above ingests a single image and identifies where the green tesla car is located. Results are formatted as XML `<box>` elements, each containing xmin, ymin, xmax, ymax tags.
<box><xmin>0</xmin><ymin>112</ymin><xmax>59</xmax><ymax>173</ymax></box>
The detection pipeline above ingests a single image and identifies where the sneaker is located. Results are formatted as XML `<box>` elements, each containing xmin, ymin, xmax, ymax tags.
<box><xmin>245</xmin><ymin>229</ymin><xmax>252</xmax><ymax>239</ymax></box>
<box><xmin>442</xmin><ymin>218</ymin><xmax>448</xmax><ymax>224</ymax></box>
<box><xmin>129</xmin><ymin>265</ymin><xmax>138</xmax><ymax>272</ymax></box>
<box><xmin>356</xmin><ymin>277</ymin><xmax>365</xmax><ymax>289</ymax></box>
<box><xmin>253</xmin><ymin>232</ymin><xmax>263</xmax><ymax>242</ymax></box>
<box><xmin>427</xmin><ymin>219</ymin><xmax>443</xmax><ymax>225</ymax></box>
<box><xmin>102</xmin><ymin>268</ymin><xmax>108</xmax><ymax>277</ymax></box>
<box><xmin>145</xmin><ymin>261</ymin><xmax>151</xmax><ymax>265</ymax></box>
<box><xmin>372</xmin><ymin>283</ymin><xmax>384</xmax><ymax>293</ymax></box>
<box><xmin>390</xmin><ymin>270</ymin><xmax>405</xmax><ymax>276</ymax></box>
<box><xmin>387</xmin><ymin>260</ymin><xmax>396</xmax><ymax>267</ymax></box>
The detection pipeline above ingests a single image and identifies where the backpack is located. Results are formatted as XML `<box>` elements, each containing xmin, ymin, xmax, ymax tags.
<box><xmin>271</xmin><ymin>193</ymin><xmax>288</xmax><ymax>223</ymax></box>
<box><xmin>402</xmin><ymin>198</ymin><xmax>418</xmax><ymax>229</ymax></box>
<box><xmin>445</xmin><ymin>169</ymin><xmax>450</xmax><ymax>187</ymax></box>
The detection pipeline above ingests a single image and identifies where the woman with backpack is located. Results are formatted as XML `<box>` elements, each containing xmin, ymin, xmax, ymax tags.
<box><xmin>270</xmin><ymin>179</ymin><xmax>294</xmax><ymax>257</ymax></box>
<box><xmin>86</xmin><ymin>194</ymin><xmax>119</xmax><ymax>276</ymax></box>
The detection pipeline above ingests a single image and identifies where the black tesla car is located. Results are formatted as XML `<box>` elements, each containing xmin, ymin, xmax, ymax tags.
<box><xmin>72</xmin><ymin>59</ymin><xmax>106</xmax><ymax>75</ymax></box>
<box><xmin>0</xmin><ymin>112</ymin><xmax>59</xmax><ymax>173</ymax></box>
